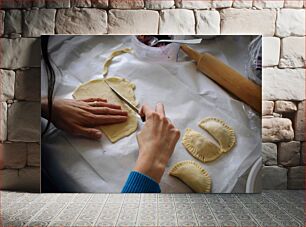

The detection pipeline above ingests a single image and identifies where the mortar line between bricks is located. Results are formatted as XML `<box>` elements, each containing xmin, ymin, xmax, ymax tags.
<box><xmin>54</xmin><ymin>9</ymin><xmax>58</xmax><ymax>35</ymax></box>
<box><xmin>192</xmin><ymin>9</ymin><xmax>197</xmax><ymax>35</ymax></box>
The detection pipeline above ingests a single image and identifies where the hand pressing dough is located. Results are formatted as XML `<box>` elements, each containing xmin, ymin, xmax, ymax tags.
<box><xmin>169</xmin><ymin>160</ymin><xmax>211</xmax><ymax>193</ymax></box>
<box><xmin>182</xmin><ymin>128</ymin><xmax>222</xmax><ymax>163</ymax></box>
<box><xmin>199</xmin><ymin>117</ymin><xmax>236</xmax><ymax>153</ymax></box>
<box><xmin>73</xmin><ymin>77</ymin><xmax>138</xmax><ymax>143</ymax></box>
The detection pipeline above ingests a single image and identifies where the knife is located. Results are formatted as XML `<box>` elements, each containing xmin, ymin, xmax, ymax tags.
<box><xmin>105</xmin><ymin>81</ymin><xmax>145</xmax><ymax>122</ymax></box>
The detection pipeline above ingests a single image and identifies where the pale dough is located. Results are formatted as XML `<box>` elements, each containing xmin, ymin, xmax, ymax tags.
<box><xmin>169</xmin><ymin>160</ymin><xmax>211</xmax><ymax>193</ymax></box>
<box><xmin>199</xmin><ymin>117</ymin><xmax>236</xmax><ymax>153</ymax></box>
<box><xmin>182</xmin><ymin>128</ymin><xmax>222</xmax><ymax>163</ymax></box>
<box><xmin>102</xmin><ymin>48</ymin><xmax>132</xmax><ymax>76</ymax></box>
<box><xmin>73</xmin><ymin>77</ymin><xmax>138</xmax><ymax>143</ymax></box>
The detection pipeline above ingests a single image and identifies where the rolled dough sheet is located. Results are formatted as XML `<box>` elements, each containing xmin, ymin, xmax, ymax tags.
<box><xmin>72</xmin><ymin>77</ymin><xmax>138</xmax><ymax>143</ymax></box>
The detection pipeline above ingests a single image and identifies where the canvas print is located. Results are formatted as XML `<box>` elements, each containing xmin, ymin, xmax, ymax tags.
<box><xmin>41</xmin><ymin>35</ymin><xmax>262</xmax><ymax>193</ymax></box>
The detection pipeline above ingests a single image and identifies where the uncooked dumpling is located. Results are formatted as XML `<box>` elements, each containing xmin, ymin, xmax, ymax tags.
<box><xmin>199</xmin><ymin>117</ymin><xmax>236</xmax><ymax>153</ymax></box>
<box><xmin>169</xmin><ymin>160</ymin><xmax>211</xmax><ymax>193</ymax></box>
<box><xmin>182</xmin><ymin>128</ymin><xmax>221</xmax><ymax>163</ymax></box>
<box><xmin>73</xmin><ymin>77</ymin><xmax>138</xmax><ymax>143</ymax></box>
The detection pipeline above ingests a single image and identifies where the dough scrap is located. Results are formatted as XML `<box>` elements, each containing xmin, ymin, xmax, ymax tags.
<box><xmin>72</xmin><ymin>76</ymin><xmax>137</xmax><ymax>143</ymax></box>
<box><xmin>103</xmin><ymin>48</ymin><xmax>132</xmax><ymax>76</ymax></box>
<box><xmin>182</xmin><ymin>128</ymin><xmax>222</xmax><ymax>163</ymax></box>
<box><xmin>169</xmin><ymin>160</ymin><xmax>211</xmax><ymax>193</ymax></box>
<box><xmin>199</xmin><ymin>117</ymin><xmax>236</xmax><ymax>153</ymax></box>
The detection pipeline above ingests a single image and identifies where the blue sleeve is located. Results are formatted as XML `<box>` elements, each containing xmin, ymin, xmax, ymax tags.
<box><xmin>121</xmin><ymin>171</ymin><xmax>161</xmax><ymax>193</ymax></box>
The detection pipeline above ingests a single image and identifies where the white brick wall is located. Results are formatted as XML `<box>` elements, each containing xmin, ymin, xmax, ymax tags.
<box><xmin>220</xmin><ymin>9</ymin><xmax>276</xmax><ymax>35</ymax></box>
<box><xmin>280</xmin><ymin>37</ymin><xmax>305</xmax><ymax>68</ymax></box>
<box><xmin>195</xmin><ymin>10</ymin><xmax>220</xmax><ymax>35</ymax></box>
<box><xmin>0</xmin><ymin>0</ymin><xmax>305</xmax><ymax>192</ymax></box>
<box><xmin>276</xmin><ymin>9</ymin><xmax>305</xmax><ymax>37</ymax></box>
<box><xmin>108</xmin><ymin>10</ymin><xmax>159</xmax><ymax>34</ymax></box>
<box><xmin>262</xmin><ymin>37</ymin><xmax>280</xmax><ymax>66</ymax></box>
<box><xmin>159</xmin><ymin>9</ymin><xmax>195</xmax><ymax>34</ymax></box>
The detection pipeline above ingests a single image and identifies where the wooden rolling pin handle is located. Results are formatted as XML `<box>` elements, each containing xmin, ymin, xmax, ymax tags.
<box><xmin>181</xmin><ymin>45</ymin><xmax>262</xmax><ymax>114</ymax></box>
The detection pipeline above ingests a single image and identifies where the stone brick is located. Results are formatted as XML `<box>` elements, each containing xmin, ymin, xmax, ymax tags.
<box><xmin>32</xmin><ymin>0</ymin><xmax>46</xmax><ymax>8</ymax></box>
<box><xmin>0</xmin><ymin>38</ymin><xmax>40</xmax><ymax>69</ymax></box>
<box><xmin>294</xmin><ymin>101</ymin><xmax>305</xmax><ymax>141</ymax></box>
<box><xmin>276</xmin><ymin>9</ymin><xmax>305</xmax><ymax>37</ymax></box>
<box><xmin>262</xmin><ymin>37</ymin><xmax>280</xmax><ymax>66</ymax></box>
<box><xmin>195</xmin><ymin>10</ymin><xmax>220</xmax><ymax>35</ymax></box>
<box><xmin>263</xmin><ymin>68</ymin><xmax>305</xmax><ymax>101</ymax></box>
<box><xmin>0</xmin><ymin>102</ymin><xmax>7</xmax><ymax>142</ymax></box>
<box><xmin>278</xmin><ymin>141</ymin><xmax>301</xmax><ymax>167</ymax></box>
<box><xmin>0</xmin><ymin>0</ymin><xmax>31</xmax><ymax>8</ymax></box>
<box><xmin>262</xmin><ymin>118</ymin><xmax>294</xmax><ymax>142</ymax></box>
<box><xmin>262</xmin><ymin>166</ymin><xmax>287</xmax><ymax>189</ymax></box>
<box><xmin>253</xmin><ymin>0</ymin><xmax>284</xmax><ymax>8</ymax></box>
<box><xmin>8</xmin><ymin>102</ymin><xmax>40</xmax><ymax>142</ymax></box>
<box><xmin>274</xmin><ymin>101</ymin><xmax>297</xmax><ymax>113</ymax></box>
<box><xmin>280</xmin><ymin>37</ymin><xmax>305</xmax><ymax>68</ymax></box>
<box><xmin>262</xmin><ymin>143</ymin><xmax>277</xmax><ymax>166</ymax></box>
<box><xmin>91</xmin><ymin>0</ymin><xmax>108</xmax><ymax>8</ymax></box>
<box><xmin>284</xmin><ymin>0</ymin><xmax>304</xmax><ymax>8</ymax></box>
<box><xmin>46</xmin><ymin>0</ymin><xmax>70</xmax><ymax>8</ymax></box>
<box><xmin>15</xmin><ymin>68</ymin><xmax>41</xmax><ymax>101</ymax></box>
<box><xmin>0</xmin><ymin>10</ymin><xmax>4</xmax><ymax>35</ymax></box>
<box><xmin>23</xmin><ymin>9</ymin><xmax>56</xmax><ymax>37</ymax></box>
<box><xmin>110</xmin><ymin>0</ymin><xmax>144</xmax><ymax>8</ymax></box>
<box><xmin>232</xmin><ymin>0</ymin><xmax>253</xmax><ymax>8</ymax></box>
<box><xmin>220</xmin><ymin>9</ymin><xmax>276</xmax><ymax>36</ymax></box>
<box><xmin>71</xmin><ymin>0</ymin><xmax>91</xmax><ymax>7</ymax></box>
<box><xmin>262</xmin><ymin>101</ymin><xmax>274</xmax><ymax>115</ymax></box>
<box><xmin>108</xmin><ymin>10</ymin><xmax>159</xmax><ymax>34</ymax></box>
<box><xmin>4</xmin><ymin>9</ymin><xmax>22</xmax><ymax>34</ymax></box>
<box><xmin>27</xmin><ymin>143</ymin><xmax>40</xmax><ymax>167</ymax></box>
<box><xmin>56</xmin><ymin>8</ymin><xmax>107</xmax><ymax>34</ymax></box>
<box><xmin>0</xmin><ymin>167</ymin><xmax>40</xmax><ymax>192</ymax></box>
<box><xmin>0</xmin><ymin>143</ymin><xmax>27</xmax><ymax>169</ymax></box>
<box><xmin>145</xmin><ymin>0</ymin><xmax>175</xmax><ymax>9</ymax></box>
<box><xmin>212</xmin><ymin>0</ymin><xmax>232</xmax><ymax>8</ymax></box>
<box><xmin>0</xmin><ymin>69</ymin><xmax>15</xmax><ymax>102</ymax></box>
<box><xmin>288</xmin><ymin>166</ymin><xmax>304</xmax><ymax>189</ymax></box>
<box><xmin>273</xmin><ymin>112</ymin><xmax>282</xmax><ymax>118</ymax></box>
<box><xmin>160</xmin><ymin>9</ymin><xmax>195</xmax><ymax>35</ymax></box>
<box><xmin>175</xmin><ymin>0</ymin><xmax>212</xmax><ymax>9</ymax></box>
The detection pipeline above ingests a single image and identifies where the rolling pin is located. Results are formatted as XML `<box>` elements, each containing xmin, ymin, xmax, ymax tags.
<box><xmin>181</xmin><ymin>44</ymin><xmax>262</xmax><ymax>114</ymax></box>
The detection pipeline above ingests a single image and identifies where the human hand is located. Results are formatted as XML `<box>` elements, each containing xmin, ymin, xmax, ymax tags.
<box><xmin>134</xmin><ymin>103</ymin><xmax>180</xmax><ymax>183</ymax></box>
<box><xmin>41</xmin><ymin>97</ymin><xmax>128</xmax><ymax>140</ymax></box>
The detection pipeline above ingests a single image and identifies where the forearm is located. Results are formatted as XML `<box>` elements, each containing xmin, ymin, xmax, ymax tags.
<box><xmin>133</xmin><ymin>152</ymin><xmax>165</xmax><ymax>184</ymax></box>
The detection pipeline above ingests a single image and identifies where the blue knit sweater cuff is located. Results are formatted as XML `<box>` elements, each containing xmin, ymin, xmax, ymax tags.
<box><xmin>121</xmin><ymin>171</ymin><xmax>161</xmax><ymax>193</ymax></box>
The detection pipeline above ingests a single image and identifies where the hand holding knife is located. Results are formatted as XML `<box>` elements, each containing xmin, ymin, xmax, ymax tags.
<box><xmin>105</xmin><ymin>81</ymin><xmax>146</xmax><ymax>122</ymax></box>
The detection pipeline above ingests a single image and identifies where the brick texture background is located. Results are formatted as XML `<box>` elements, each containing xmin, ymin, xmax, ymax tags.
<box><xmin>0</xmin><ymin>0</ymin><xmax>305</xmax><ymax>192</ymax></box>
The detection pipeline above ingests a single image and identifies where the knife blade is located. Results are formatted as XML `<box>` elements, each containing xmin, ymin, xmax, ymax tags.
<box><xmin>105</xmin><ymin>80</ymin><xmax>145</xmax><ymax>122</ymax></box>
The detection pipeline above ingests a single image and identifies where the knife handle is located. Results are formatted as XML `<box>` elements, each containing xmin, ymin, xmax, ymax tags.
<box><xmin>140</xmin><ymin>115</ymin><xmax>146</xmax><ymax>122</ymax></box>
